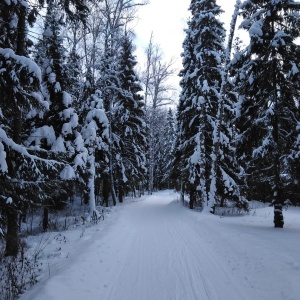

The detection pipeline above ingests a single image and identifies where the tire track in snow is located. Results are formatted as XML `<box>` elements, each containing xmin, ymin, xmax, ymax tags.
<box><xmin>166</xmin><ymin>223</ymin><xmax>215</xmax><ymax>300</ymax></box>
<box><xmin>102</xmin><ymin>192</ymin><xmax>246</xmax><ymax>300</ymax></box>
<box><xmin>166</xmin><ymin>217</ymin><xmax>245</xmax><ymax>300</ymax></box>
<box><xmin>19</xmin><ymin>191</ymin><xmax>255</xmax><ymax>300</ymax></box>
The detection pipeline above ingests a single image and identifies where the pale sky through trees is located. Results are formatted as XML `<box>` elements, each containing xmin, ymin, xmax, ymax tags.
<box><xmin>134</xmin><ymin>0</ymin><xmax>244</xmax><ymax>90</ymax></box>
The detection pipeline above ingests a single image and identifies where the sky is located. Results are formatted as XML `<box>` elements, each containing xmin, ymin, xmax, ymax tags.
<box><xmin>134</xmin><ymin>0</ymin><xmax>244</xmax><ymax>91</ymax></box>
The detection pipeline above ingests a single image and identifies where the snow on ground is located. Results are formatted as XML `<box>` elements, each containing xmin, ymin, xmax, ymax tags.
<box><xmin>19</xmin><ymin>190</ymin><xmax>300</xmax><ymax>300</ymax></box>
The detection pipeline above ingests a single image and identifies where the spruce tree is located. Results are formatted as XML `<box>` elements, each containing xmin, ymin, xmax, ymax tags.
<box><xmin>65</xmin><ymin>41</ymin><xmax>83</xmax><ymax>108</ymax></box>
<box><xmin>81</xmin><ymin>89</ymin><xmax>109</xmax><ymax>214</ymax></box>
<box><xmin>234</xmin><ymin>0</ymin><xmax>300</xmax><ymax>227</ymax></box>
<box><xmin>177</xmin><ymin>0</ymin><xmax>226</xmax><ymax>209</ymax></box>
<box><xmin>28</xmin><ymin>0</ymin><xmax>85</xmax><ymax>211</ymax></box>
<box><xmin>161</xmin><ymin>108</ymin><xmax>176</xmax><ymax>189</ymax></box>
<box><xmin>37</xmin><ymin>0</ymin><xmax>90</xmax><ymax>24</ymax></box>
<box><xmin>150</xmin><ymin>108</ymin><xmax>169</xmax><ymax>191</ymax></box>
<box><xmin>114</xmin><ymin>35</ymin><xmax>147</xmax><ymax>200</ymax></box>
<box><xmin>0</xmin><ymin>0</ymin><xmax>60</xmax><ymax>255</ymax></box>
<box><xmin>37</xmin><ymin>0</ymin><xmax>71</xmax><ymax>141</ymax></box>
<box><xmin>97</xmin><ymin>48</ymin><xmax>120</xmax><ymax>205</ymax></box>
<box><xmin>209</xmin><ymin>0</ymin><xmax>248</xmax><ymax>212</ymax></box>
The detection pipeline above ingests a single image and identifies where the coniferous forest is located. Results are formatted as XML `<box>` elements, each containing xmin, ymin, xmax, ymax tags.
<box><xmin>0</xmin><ymin>1</ymin><xmax>300</xmax><ymax>297</ymax></box>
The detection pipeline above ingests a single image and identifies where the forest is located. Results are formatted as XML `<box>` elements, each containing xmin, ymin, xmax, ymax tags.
<box><xmin>0</xmin><ymin>0</ymin><xmax>300</xmax><ymax>298</ymax></box>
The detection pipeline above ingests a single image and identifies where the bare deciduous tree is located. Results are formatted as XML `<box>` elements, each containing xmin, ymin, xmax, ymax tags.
<box><xmin>142</xmin><ymin>33</ymin><xmax>177</xmax><ymax>109</ymax></box>
<box><xmin>140</xmin><ymin>34</ymin><xmax>177</xmax><ymax>194</ymax></box>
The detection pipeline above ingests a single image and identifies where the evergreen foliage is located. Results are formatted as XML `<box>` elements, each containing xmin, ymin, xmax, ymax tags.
<box><xmin>81</xmin><ymin>89</ymin><xmax>109</xmax><ymax>212</ymax></box>
<box><xmin>2</xmin><ymin>0</ymin><xmax>298</xmax><ymax>262</ymax></box>
<box><xmin>177</xmin><ymin>0</ymin><xmax>226</xmax><ymax>209</ymax></box>
<box><xmin>114</xmin><ymin>35</ymin><xmax>147</xmax><ymax>200</ymax></box>
<box><xmin>161</xmin><ymin>108</ymin><xmax>176</xmax><ymax>188</ymax></box>
<box><xmin>29</xmin><ymin>0</ymin><xmax>84</xmax><ymax>189</ymax></box>
<box><xmin>0</xmin><ymin>0</ymin><xmax>62</xmax><ymax>256</ymax></box>
<box><xmin>234</xmin><ymin>0</ymin><xmax>300</xmax><ymax>227</ymax></box>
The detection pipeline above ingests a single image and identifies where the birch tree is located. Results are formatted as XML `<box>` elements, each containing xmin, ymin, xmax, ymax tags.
<box><xmin>141</xmin><ymin>35</ymin><xmax>177</xmax><ymax>194</ymax></box>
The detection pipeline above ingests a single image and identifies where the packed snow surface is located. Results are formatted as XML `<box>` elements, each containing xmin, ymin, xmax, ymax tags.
<box><xmin>20</xmin><ymin>190</ymin><xmax>300</xmax><ymax>300</ymax></box>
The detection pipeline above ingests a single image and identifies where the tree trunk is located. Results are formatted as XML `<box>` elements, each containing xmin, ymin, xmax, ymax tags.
<box><xmin>273</xmin><ymin>94</ymin><xmax>284</xmax><ymax>228</ymax></box>
<box><xmin>148</xmin><ymin>113</ymin><xmax>154</xmax><ymax>195</ymax></box>
<box><xmin>118</xmin><ymin>185</ymin><xmax>124</xmax><ymax>203</ymax></box>
<box><xmin>180</xmin><ymin>180</ymin><xmax>185</xmax><ymax>203</ymax></box>
<box><xmin>271</xmin><ymin>13</ymin><xmax>284</xmax><ymax>228</ymax></box>
<box><xmin>5</xmin><ymin>209</ymin><xmax>19</xmax><ymax>257</ymax></box>
<box><xmin>102</xmin><ymin>177</ymin><xmax>110</xmax><ymax>207</ymax></box>
<box><xmin>42</xmin><ymin>207</ymin><xmax>49</xmax><ymax>232</ymax></box>
<box><xmin>189</xmin><ymin>187</ymin><xmax>195</xmax><ymax>210</ymax></box>
<box><xmin>88</xmin><ymin>154</ymin><xmax>97</xmax><ymax>214</ymax></box>
<box><xmin>16</xmin><ymin>5</ymin><xmax>26</xmax><ymax>56</ymax></box>
<box><xmin>220</xmin><ymin>197</ymin><xmax>225</xmax><ymax>207</ymax></box>
<box><xmin>143</xmin><ymin>33</ymin><xmax>154</xmax><ymax>107</ymax></box>
<box><xmin>110</xmin><ymin>178</ymin><xmax>117</xmax><ymax>206</ymax></box>
<box><xmin>273</xmin><ymin>97</ymin><xmax>284</xmax><ymax>228</ymax></box>
<box><xmin>274</xmin><ymin>204</ymin><xmax>284</xmax><ymax>228</ymax></box>
<box><xmin>4</xmin><ymin>1</ymin><xmax>27</xmax><ymax>257</ymax></box>
<box><xmin>108</xmin><ymin>100</ymin><xmax>117</xmax><ymax>206</ymax></box>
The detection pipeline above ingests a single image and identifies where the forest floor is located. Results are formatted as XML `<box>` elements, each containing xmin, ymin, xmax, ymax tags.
<box><xmin>18</xmin><ymin>190</ymin><xmax>300</xmax><ymax>300</ymax></box>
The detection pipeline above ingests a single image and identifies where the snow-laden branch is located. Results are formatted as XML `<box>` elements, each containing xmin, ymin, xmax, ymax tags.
<box><xmin>0</xmin><ymin>127</ymin><xmax>64</xmax><ymax>171</ymax></box>
<box><xmin>0</xmin><ymin>48</ymin><xmax>41</xmax><ymax>81</ymax></box>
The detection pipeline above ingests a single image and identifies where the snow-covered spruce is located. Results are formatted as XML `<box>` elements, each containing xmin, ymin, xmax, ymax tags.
<box><xmin>234</xmin><ymin>0</ymin><xmax>300</xmax><ymax>227</ymax></box>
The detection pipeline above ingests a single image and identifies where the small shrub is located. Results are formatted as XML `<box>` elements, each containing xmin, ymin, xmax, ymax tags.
<box><xmin>0</xmin><ymin>248</ymin><xmax>38</xmax><ymax>300</ymax></box>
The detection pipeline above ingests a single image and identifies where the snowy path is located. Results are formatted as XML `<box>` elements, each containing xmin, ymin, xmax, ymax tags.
<box><xmin>20</xmin><ymin>190</ymin><xmax>300</xmax><ymax>300</ymax></box>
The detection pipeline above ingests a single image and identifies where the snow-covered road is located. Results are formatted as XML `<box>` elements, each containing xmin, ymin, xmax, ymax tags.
<box><xmin>20</xmin><ymin>190</ymin><xmax>300</xmax><ymax>300</ymax></box>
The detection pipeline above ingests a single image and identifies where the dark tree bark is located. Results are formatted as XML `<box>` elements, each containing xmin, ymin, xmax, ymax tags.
<box><xmin>43</xmin><ymin>207</ymin><xmax>49</xmax><ymax>232</ymax></box>
<box><xmin>102</xmin><ymin>177</ymin><xmax>110</xmax><ymax>207</ymax></box>
<box><xmin>5</xmin><ymin>209</ymin><xmax>19</xmax><ymax>257</ymax></box>
<box><xmin>274</xmin><ymin>204</ymin><xmax>284</xmax><ymax>228</ymax></box>
<box><xmin>4</xmin><ymin>4</ymin><xmax>27</xmax><ymax>257</ymax></box>
<box><xmin>189</xmin><ymin>187</ymin><xmax>195</xmax><ymax>210</ymax></box>
<box><xmin>118</xmin><ymin>185</ymin><xmax>124</xmax><ymax>203</ymax></box>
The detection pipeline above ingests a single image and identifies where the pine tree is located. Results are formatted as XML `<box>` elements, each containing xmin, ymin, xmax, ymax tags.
<box><xmin>177</xmin><ymin>0</ymin><xmax>226</xmax><ymax>209</ymax></box>
<box><xmin>113</xmin><ymin>35</ymin><xmax>147</xmax><ymax>201</ymax></box>
<box><xmin>37</xmin><ymin>0</ymin><xmax>71</xmax><ymax>140</ymax></box>
<box><xmin>97</xmin><ymin>48</ymin><xmax>120</xmax><ymax>205</ymax></box>
<box><xmin>150</xmin><ymin>108</ymin><xmax>169</xmax><ymax>191</ymax></box>
<box><xmin>81</xmin><ymin>90</ymin><xmax>109</xmax><ymax>214</ymax></box>
<box><xmin>234</xmin><ymin>0</ymin><xmax>300</xmax><ymax>227</ymax></box>
<box><xmin>0</xmin><ymin>0</ymin><xmax>61</xmax><ymax>256</ymax></box>
<box><xmin>176</xmin><ymin>8</ymin><xmax>203</xmax><ymax>209</ymax></box>
<box><xmin>28</xmin><ymin>0</ymin><xmax>86</xmax><ymax>214</ymax></box>
<box><xmin>37</xmin><ymin>0</ymin><xmax>90</xmax><ymax>24</ymax></box>
<box><xmin>65</xmin><ymin>38</ymin><xmax>83</xmax><ymax>108</ymax></box>
<box><xmin>161</xmin><ymin>108</ymin><xmax>177</xmax><ymax>189</ymax></box>
<box><xmin>208</xmin><ymin>0</ymin><xmax>248</xmax><ymax>212</ymax></box>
